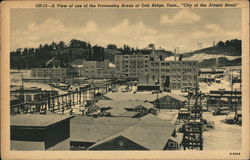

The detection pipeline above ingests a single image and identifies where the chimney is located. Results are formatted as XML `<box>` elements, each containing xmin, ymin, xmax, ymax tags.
<box><xmin>174</xmin><ymin>49</ymin><xmax>177</xmax><ymax>61</ymax></box>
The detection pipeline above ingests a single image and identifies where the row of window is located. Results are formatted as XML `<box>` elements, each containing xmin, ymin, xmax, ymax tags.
<box><xmin>150</xmin><ymin>62</ymin><xmax>197</xmax><ymax>66</ymax></box>
<box><xmin>171</xmin><ymin>83</ymin><xmax>196</xmax><ymax>89</ymax></box>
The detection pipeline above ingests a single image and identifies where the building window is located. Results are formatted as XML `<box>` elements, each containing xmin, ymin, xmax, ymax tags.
<box><xmin>168</xmin><ymin>142</ymin><xmax>176</xmax><ymax>148</ymax></box>
<box><xmin>119</xmin><ymin>140</ymin><xmax>124</xmax><ymax>147</ymax></box>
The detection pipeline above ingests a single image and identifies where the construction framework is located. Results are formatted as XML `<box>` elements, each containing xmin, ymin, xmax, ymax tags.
<box><xmin>182</xmin><ymin>85</ymin><xmax>204</xmax><ymax>150</ymax></box>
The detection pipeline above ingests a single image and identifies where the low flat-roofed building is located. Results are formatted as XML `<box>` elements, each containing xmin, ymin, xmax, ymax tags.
<box><xmin>95</xmin><ymin>100</ymin><xmax>156</xmax><ymax>117</ymax></box>
<box><xmin>88</xmin><ymin>115</ymin><xmax>179</xmax><ymax>150</ymax></box>
<box><xmin>11</xmin><ymin>114</ymin><xmax>73</xmax><ymax>150</ymax></box>
<box><xmin>10</xmin><ymin>86</ymin><xmax>58</xmax><ymax>103</ymax></box>
<box><xmin>102</xmin><ymin>92</ymin><xmax>186</xmax><ymax>109</ymax></box>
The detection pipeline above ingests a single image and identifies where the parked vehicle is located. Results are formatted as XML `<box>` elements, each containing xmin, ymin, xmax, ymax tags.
<box><xmin>213</xmin><ymin>107</ymin><xmax>230</xmax><ymax>115</ymax></box>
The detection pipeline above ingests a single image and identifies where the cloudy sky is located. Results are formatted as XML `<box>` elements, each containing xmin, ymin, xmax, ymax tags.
<box><xmin>10</xmin><ymin>8</ymin><xmax>241</xmax><ymax>52</ymax></box>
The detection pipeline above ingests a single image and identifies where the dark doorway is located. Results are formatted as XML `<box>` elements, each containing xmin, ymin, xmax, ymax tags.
<box><xmin>164</xmin><ymin>76</ymin><xmax>170</xmax><ymax>90</ymax></box>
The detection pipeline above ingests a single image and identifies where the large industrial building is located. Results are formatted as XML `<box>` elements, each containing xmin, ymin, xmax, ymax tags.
<box><xmin>31</xmin><ymin>67</ymin><xmax>77</xmax><ymax>82</ymax></box>
<box><xmin>115</xmin><ymin>46</ymin><xmax>199</xmax><ymax>90</ymax></box>
<box><xmin>71</xmin><ymin>59</ymin><xmax>117</xmax><ymax>79</ymax></box>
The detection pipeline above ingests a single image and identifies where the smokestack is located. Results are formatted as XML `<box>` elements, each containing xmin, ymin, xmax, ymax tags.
<box><xmin>174</xmin><ymin>49</ymin><xmax>177</xmax><ymax>61</ymax></box>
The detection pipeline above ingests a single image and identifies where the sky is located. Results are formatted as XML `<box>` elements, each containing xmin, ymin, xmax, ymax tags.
<box><xmin>10</xmin><ymin>8</ymin><xmax>241</xmax><ymax>53</ymax></box>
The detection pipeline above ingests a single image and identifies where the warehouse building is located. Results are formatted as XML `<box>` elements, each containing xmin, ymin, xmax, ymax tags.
<box><xmin>88</xmin><ymin>115</ymin><xmax>179</xmax><ymax>150</ymax></box>
<box><xmin>71</xmin><ymin>59</ymin><xmax>118</xmax><ymax>79</ymax></box>
<box><xmin>70</xmin><ymin>115</ymin><xmax>180</xmax><ymax>150</ymax></box>
<box><xmin>102</xmin><ymin>92</ymin><xmax>186</xmax><ymax>109</ymax></box>
<box><xmin>11</xmin><ymin>115</ymin><xmax>73</xmax><ymax>150</ymax></box>
<box><xmin>31</xmin><ymin>67</ymin><xmax>77</xmax><ymax>82</ymax></box>
<box><xmin>95</xmin><ymin>100</ymin><xmax>157</xmax><ymax>117</ymax></box>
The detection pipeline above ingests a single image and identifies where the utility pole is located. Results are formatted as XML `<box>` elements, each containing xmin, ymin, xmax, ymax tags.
<box><xmin>21</xmin><ymin>73</ymin><xmax>24</xmax><ymax>103</ymax></box>
<box><xmin>182</xmin><ymin>78</ymin><xmax>203</xmax><ymax>150</ymax></box>
<box><xmin>234</xmin><ymin>89</ymin><xmax>238</xmax><ymax>120</ymax></box>
<box><xmin>230</xmin><ymin>69</ymin><xmax>233</xmax><ymax>110</ymax></box>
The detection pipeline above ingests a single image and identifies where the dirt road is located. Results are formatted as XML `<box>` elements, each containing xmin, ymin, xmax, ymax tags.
<box><xmin>203</xmin><ymin>112</ymin><xmax>241</xmax><ymax>150</ymax></box>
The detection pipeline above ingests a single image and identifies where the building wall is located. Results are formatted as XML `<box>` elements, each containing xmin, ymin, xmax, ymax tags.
<box><xmin>31</xmin><ymin>68</ymin><xmax>67</xmax><ymax>80</ymax></box>
<box><xmin>44</xmin><ymin>119</ymin><xmax>70</xmax><ymax>150</ymax></box>
<box><xmin>115</xmin><ymin>54</ymin><xmax>150</xmax><ymax>79</ymax></box>
<box><xmin>163</xmin><ymin>139</ymin><xmax>179</xmax><ymax>150</ymax></box>
<box><xmin>115</xmin><ymin>54</ymin><xmax>198</xmax><ymax>90</ymax></box>
<box><xmin>73</xmin><ymin>60</ymin><xmax>117</xmax><ymax>79</ymax></box>
<box><xmin>77</xmin><ymin>67</ymin><xmax>116</xmax><ymax>79</ymax></box>
<box><xmin>70</xmin><ymin>141</ymin><xmax>95</xmax><ymax>150</ymax></box>
<box><xmin>89</xmin><ymin>136</ymin><xmax>148</xmax><ymax>150</ymax></box>
<box><xmin>156</xmin><ymin>96</ymin><xmax>185</xmax><ymax>109</ymax></box>
<box><xmin>146</xmin><ymin>61</ymin><xmax>199</xmax><ymax>90</ymax></box>
<box><xmin>31</xmin><ymin>68</ymin><xmax>78</xmax><ymax>82</ymax></box>
<box><xmin>11</xmin><ymin>119</ymin><xmax>71</xmax><ymax>150</ymax></box>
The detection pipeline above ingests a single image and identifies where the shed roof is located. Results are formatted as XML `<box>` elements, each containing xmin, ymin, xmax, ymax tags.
<box><xmin>108</xmin><ymin>107</ymin><xmax>128</xmax><ymax>116</ymax></box>
<box><xmin>11</xmin><ymin>115</ymin><xmax>73</xmax><ymax>128</ymax></box>
<box><xmin>88</xmin><ymin>115</ymin><xmax>177</xmax><ymax>150</ymax></box>
<box><xmin>104</xmin><ymin>92</ymin><xmax>186</xmax><ymax>102</ymax></box>
<box><xmin>95</xmin><ymin>100</ymin><xmax>154</xmax><ymax>109</ymax></box>
<box><xmin>70</xmin><ymin>116</ymin><xmax>139</xmax><ymax>143</ymax></box>
<box><xmin>10</xmin><ymin>95</ymin><xmax>19</xmax><ymax>101</ymax></box>
<box><xmin>119</xmin><ymin>111</ymin><xmax>139</xmax><ymax>117</ymax></box>
<box><xmin>11</xmin><ymin>140</ymin><xmax>44</xmax><ymax>150</ymax></box>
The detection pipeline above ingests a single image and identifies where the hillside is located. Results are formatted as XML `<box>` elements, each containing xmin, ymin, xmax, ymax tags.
<box><xmin>182</xmin><ymin>39</ymin><xmax>241</xmax><ymax>57</ymax></box>
<box><xmin>10</xmin><ymin>39</ymin><xmax>241</xmax><ymax>69</ymax></box>
<box><xmin>180</xmin><ymin>39</ymin><xmax>242</xmax><ymax>67</ymax></box>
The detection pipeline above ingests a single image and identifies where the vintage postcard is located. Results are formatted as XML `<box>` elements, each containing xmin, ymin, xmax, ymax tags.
<box><xmin>1</xmin><ymin>0</ymin><xmax>249</xmax><ymax>159</ymax></box>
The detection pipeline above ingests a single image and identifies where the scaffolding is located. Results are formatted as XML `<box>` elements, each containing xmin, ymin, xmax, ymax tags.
<box><xmin>182</xmin><ymin>85</ymin><xmax>204</xmax><ymax>150</ymax></box>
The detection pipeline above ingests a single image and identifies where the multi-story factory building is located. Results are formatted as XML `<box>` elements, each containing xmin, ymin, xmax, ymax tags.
<box><xmin>142</xmin><ymin>60</ymin><xmax>199</xmax><ymax>90</ymax></box>
<box><xmin>115</xmin><ymin>46</ymin><xmax>199</xmax><ymax>90</ymax></box>
<box><xmin>72</xmin><ymin>60</ymin><xmax>117</xmax><ymax>79</ymax></box>
<box><xmin>31</xmin><ymin>67</ymin><xmax>68</xmax><ymax>79</ymax></box>
<box><xmin>115</xmin><ymin>54</ymin><xmax>151</xmax><ymax>79</ymax></box>
<box><xmin>31</xmin><ymin>67</ymin><xmax>77</xmax><ymax>82</ymax></box>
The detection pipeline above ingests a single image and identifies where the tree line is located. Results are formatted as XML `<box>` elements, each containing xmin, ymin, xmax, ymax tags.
<box><xmin>10</xmin><ymin>39</ymin><xmax>169</xmax><ymax>69</ymax></box>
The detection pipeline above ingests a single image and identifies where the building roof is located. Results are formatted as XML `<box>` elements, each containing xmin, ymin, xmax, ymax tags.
<box><xmin>70</xmin><ymin>116</ymin><xmax>139</xmax><ymax>143</ymax></box>
<box><xmin>95</xmin><ymin>100</ymin><xmax>154</xmax><ymax>110</ymax></box>
<box><xmin>160</xmin><ymin>94</ymin><xmax>187</xmax><ymax>102</ymax></box>
<box><xmin>10</xmin><ymin>86</ymin><xmax>42</xmax><ymax>92</ymax></box>
<box><xmin>119</xmin><ymin>111</ymin><xmax>139</xmax><ymax>117</ymax></box>
<box><xmin>11</xmin><ymin>115</ymin><xmax>73</xmax><ymax>128</ymax></box>
<box><xmin>104</xmin><ymin>92</ymin><xmax>186</xmax><ymax>102</ymax></box>
<box><xmin>11</xmin><ymin>140</ymin><xmax>44</xmax><ymax>150</ymax></box>
<box><xmin>108</xmin><ymin>107</ymin><xmax>128</xmax><ymax>116</ymax></box>
<box><xmin>10</xmin><ymin>95</ymin><xmax>19</xmax><ymax>101</ymax></box>
<box><xmin>88</xmin><ymin>114</ymin><xmax>177</xmax><ymax>150</ymax></box>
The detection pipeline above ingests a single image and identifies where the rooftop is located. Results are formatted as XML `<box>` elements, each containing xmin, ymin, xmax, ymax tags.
<box><xmin>70</xmin><ymin>116</ymin><xmax>139</xmax><ymax>143</ymax></box>
<box><xmin>10</xmin><ymin>95</ymin><xmax>19</xmax><ymax>101</ymax></box>
<box><xmin>104</xmin><ymin>92</ymin><xmax>186</xmax><ymax>102</ymax></box>
<box><xmin>11</xmin><ymin>140</ymin><xmax>44</xmax><ymax>150</ymax></box>
<box><xmin>88</xmin><ymin>115</ymin><xmax>177</xmax><ymax>150</ymax></box>
<box><xmin>95</xmin><ymin>100</ymin><xmax>154</xmax><ymax>110</ymax></box>
<box><xmin>11</xmin><ymin>115</ymin><xmax>73</xmax><ymax>128</ymax></box>
<box><xmin>108</xmin><ymin>107</ymin><xmax>128</xmax><ymax>116</ymax></box>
